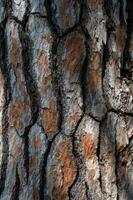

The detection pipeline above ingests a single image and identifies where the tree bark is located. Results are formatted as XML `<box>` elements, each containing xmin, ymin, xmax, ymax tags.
<box><xmin>0</xmin><ymin>0</ymin><xmax>133</xmax><ymax>200</ymax></box>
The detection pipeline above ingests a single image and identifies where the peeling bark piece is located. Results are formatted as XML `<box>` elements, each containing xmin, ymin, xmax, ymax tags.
<box><xmin>45</xmin><ymin>134</ymin><xmax>76</xmax><ymax>200</ymax></box>
<box><xmin>50</xmin><ymin>0</ymin><xmax>80</xmax><ymax>33</ymax></box>
<box><xmin>57</xmin><ymin>31</ymin><xmax>86</xmax><ymax>135</ymax></box>
<box><xmin>6</xmin><ymin>19</ymin><xmax>31</xmax><ymax>136</ymax></box>
<box><xmin>71</xmin><ymin>115</ymin><xmax>102</xmax><ymax>200</ymax></box>
<box><xmin>100</xmin><ymin>112</ymin><xmax>118</xmax><ymax>200</ymax></box>
<box><xmin>12</xmin><ymin>0</ymin><xmax>28</xmax><ymax>21</ymax></box>
<box><xmin>27</xmin><ymin>15</ymin><xmax>59</xmax><ymax>140</ymax></box>
<box><xmin>29</xmin><ymin>0</ymin><xmax>47</xmax><ymax>15</ymax></box>
<box><xmin>0</xmin><ymin>0</ymin><xmax>5</xmax><ymax>23</ymax></box>
<box><xmin>117</xmin><ymin>140</ymin><xmax>133</xmax><ymax>200</ymax></box>
<box><xmin>0</xmin><ymin>127</ymin><xmax>26</xmax><ymax>200</ymax></box>
<box><xmin>19</xmin><ymin>124</ymin><xmax>47</xmax><ymax>200</ymax></box>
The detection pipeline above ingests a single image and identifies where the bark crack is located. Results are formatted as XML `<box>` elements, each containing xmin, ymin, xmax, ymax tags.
<box><xmin>0</xmin><ymin>21</ymin><xmax>11</xmax><ymax>196</ymax></box>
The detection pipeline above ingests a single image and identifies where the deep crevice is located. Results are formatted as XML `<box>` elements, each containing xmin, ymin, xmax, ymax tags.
<box><xmin>97</xmin><ymin>121</ymin><xmax>103</xmax><ymax>192</ymax></box>
<box><xmin>39</xmin><ymin>141</ymin><xmax>51</xmax><ymax>200</ymax></box>
<box><xmin>80</xmin><ymin>31</ymin><xmax>90</xmax><ymax>114</ymax></box>
<box><xmin>41</xmin><ymin>131</ymin><xmax>63</xmax><ymax>200</ymax></box>
<box><xmin>0</xmin><ymin>21</ymin><xmax>11</xmax><ymax>196</ymax></box>
<box><xmin>19</xmin><ymin>22</ymin><xmax>40</xmax><ymax>182</ymax></box>
<box><xmin>44</xmin><ymin>0</ymin><xmax>58</xmax><ymax>36</ymax></box>
<box><xmin>115</xmin><ymin>118</ymin><xmax>120</xmax><ymax>200</ymax></box>
<box><xmin>121</xmin><ymin>0</ymin><xmax>133</xmax><ymax>79</ymax></box>
<box><xmin>108</xmin><ymin>108</ymin><xmax>133</xmax><ymax>118</ymax></box>
<box><xmin>68</xmin><ymin>114</ymin><xmax>85</xmax><ymax>199</ymax></box>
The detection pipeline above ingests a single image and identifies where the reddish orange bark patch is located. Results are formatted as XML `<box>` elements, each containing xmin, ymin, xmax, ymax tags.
<box><xmin>88</xmin><ymin>71</ymin><xmax>101</xmax><ymax>96</ymax></box>
<box><xmin>40</xmin><ymin>75</ymin><xmax>52</xmax><ymax>98</ymax></box>
<box><xmin>37</xmin><ymin>52</ymin><xmax>48</xmax><ymax>68</ymax></box>
<box><xmin>87</xmin><ymin>52</ymin><xmax>102</xmax><ymax>96</ymax></box>
<box><xmin>116</xmin><ymin>25</ymin><xmax>126</xmax><ymax>52</ymax></box>
<box><xmin>58</xmin><ymin>0</ymin><xmax>72</xmax><ymax>30</ymax></box>
<box><xmin>68</xmin><ymin>112</ymin><xmax>81</xmax><ymax>129</ymax></box>
<box><xmin>9</xmin><ymin>98</ymin><xmax>30</xmax><ymax>130</ymax></box>
<box><xmin>36</xmin><ymin>51</ymin><xmax>52</xmax><ymax>98</ymax></box>
<box><xmin>51</xmin><ymin>139</ymin><xmax>76</xmax><ymax>200</ymax></box>
<box><xmin>42</xmin><ymin>99</ymin><xmax>58</xmax><ymax>139</ymax></box>
<box><xmin>30</xmin><ymin>157</ymin><xmax>36</xmax><ymax>171</ymax></box>
<box><xmin>64</xmin><ymin>32</ymin><xmax>85</xmax><ymax>73</ymax></box>
<box><xmin>89</xmin><ymin>0</ymin><xmax>101</xmax><ymax>10</ymax></box>
<box><xmin>43</xmin><ymin>32</ymin><xmax>53</xmax><ymax>44</ymax></box>
<box><xmin>82</xmin><ymin>135</ymin><xmax>95</xmax><ymax>159</ymax></box>
<box><xmin>12</xmin><ymin>38</ymin><xmax>20</xmax><ymax>67</ymax></box>
<box><xmin>32</xmin><ymin>135</ymin><xmax>42</xmax><ymax>151</ymax></box>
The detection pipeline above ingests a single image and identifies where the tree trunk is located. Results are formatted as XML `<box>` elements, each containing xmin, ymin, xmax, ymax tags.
<box><xmin>0</xmin><ymin>0</ymin><xmax>133</xmax><ymax>199</ymax></box>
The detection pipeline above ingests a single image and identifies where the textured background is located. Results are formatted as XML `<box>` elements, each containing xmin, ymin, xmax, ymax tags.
<box><xmin>0</xmin><ymin>0</ymin><xmax>133</xmax><ymax>199</ymax></box>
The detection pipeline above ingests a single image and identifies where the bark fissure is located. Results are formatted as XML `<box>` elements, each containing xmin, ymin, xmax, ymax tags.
<box><xmin>0</xmin><ymin>21</ymin><xmax>11</xmax><ymax>195</ymax></box>
<box><xmin>39</xmin><ymin>141</ymin><xmax>51</xmax><ymax>200</ymax></box>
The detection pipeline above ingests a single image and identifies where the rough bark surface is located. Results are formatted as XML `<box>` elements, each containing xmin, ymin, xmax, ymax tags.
<box><xmin>0</xmin><ymin>0</ymin><xmax>133</xmax><ymax>200</ymax></box>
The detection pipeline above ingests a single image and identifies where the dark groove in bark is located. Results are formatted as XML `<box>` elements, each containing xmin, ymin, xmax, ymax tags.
<box><xmin>102</xmin><ymin>42</ymin><xmax>110</xmax><ymax>111</ymax></box>
<box><xmin>119</xmin><ymin>0</ymin><xmax>127</xmax><ymax>25</ymax></box>
<box><xmin>30</xmin><ymin>12</ymin><xmax>47</xmax><ymax>18</ymax></box>
<box><xmin>80</xmin><ymin>31</ymin><xmax>89</xmax><ymax>114</ymax></box>
<box><xmin>119</xmin><ymin>0</ymin><xmax>127</xmax><ymax>78</ymax></box>
<box><xmin>0</xmin><ymin>22</ymin><xmax>11</xmax><ymax>196</ymax></box>
<box><xmin>44</xmin><ymin>0</ymin><xmax>58</xmax><ymax>36</ymax></box>
<box><xmin>102</xmin><ymin>1</ymin><xmax>112</xmax><ymax>111</ymax></box>
<box><xmin>45</xmin><ymin>0</ymin><xmax>63</xmax><ymax>134</ymax></box>
<box><xmin>19</xmin><ymin>24</ymin><xmax>40</xmax><ymax>182</ymax></box>
<box><xmin>49</xmin><ymin>37</ymin><xmax>63</xmax><ymax>134</ymax></box>
<box><xmin>45</xmin><ymin>0</ymin><xmax>81</xmax><ymax>37</ymax></box>
<box><xmin>42</xmin><ymin>132</ymin><xmax>63</xmax><ymax>200</ymax></box>
<box><xmin>108</xmin><ymin>108</ymin><xmax>133</xmax><ymax>117</ymax></box>
<box><xmin>115</xmin><ymin>119</ymin><xmax>119</xmax><ymax>200</ymax></box>
<box><xmin>117</xmin><ymin>134</ymin><xmax>133</xmax><ymax>157</ymax></box>
<box><xmin>85</xmin><ymin>182</ymin><xmax>92</xmax><ymax>200</ymax></box>
<box><xmin>39</xmin><ymin>141</ymin><xmax>51</xmax><ymax>200</ymax></box>
<box><xmin>97</xmin><ymin>121</ymin><xmax>103</xmax><ymax>192</ymax></box>
<box><xmin>5</xmin><ymin>0</ymin><xmax>12</xmax><ymax>18</ymax></box>
<box><xmin>102</xmin><ymin>43</ymin><xmax>109</xmax><ymax>81</ymax></box>
<box><xmin>37</xmin><ymin>2</ymin><xmax>64</xmax><ymax>198</ymax></box>
<box><xmin>68</xmin><ymin>169</ymin><xmax>80</xmax><ymax>200</ymax></box>
<box><xmin>20</xmin><ymin>32</ymin><xmax>40</xmax><ymax>124</ymax></box>
<box><xmin>68</xmin><ymin>114</ymin><xmax>85</xmax><ymax>198</ymax></box>
<box><xmin>88</xmin><ymin>114</ymin><xmax>101</xmax><ymax>123</ymax></box>
<box><xmin>122</xmin><ymin>0</ymin><xmax>133</xmax><ymax>79</ymax></box>
<box><xmin>79</xmin><ymin>0</ymin><xmax>88</xmax><ymax>27</ymax></box>
<box><xmin>22</xmin><ymin>127</ymin><xmax>30</xmax><ymax>183</ymax></box>
<box><xmin>10</xmin><ymin>0</ymin><xmax>30</xmax><ymax>24</ymax></box>
<box><xmin>11</xmin><ymin>166</ymin><xmax>20</xmax><ymax>200</ymax></box>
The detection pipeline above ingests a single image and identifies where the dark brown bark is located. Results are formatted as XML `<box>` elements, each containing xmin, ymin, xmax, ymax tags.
<box><xmin>0</xmin><ymin>0</ymin><xmax>133</xmax><ymax>200</ymax></box>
